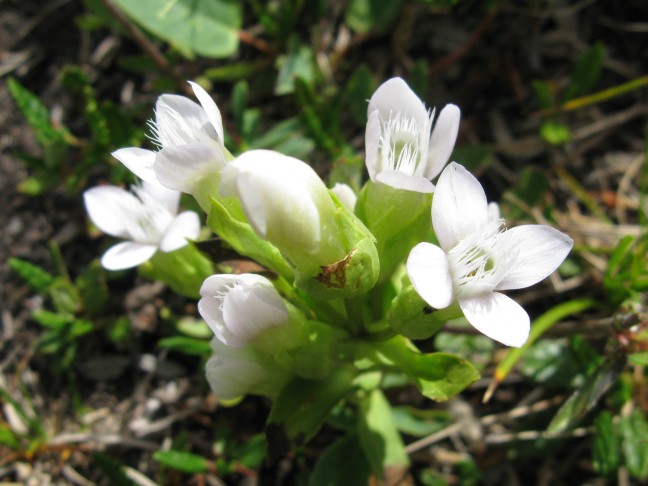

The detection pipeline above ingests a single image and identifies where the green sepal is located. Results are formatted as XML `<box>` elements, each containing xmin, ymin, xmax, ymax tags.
<box><xmin>294</xmin><ymin>192</ymin><xmax>380</xmax><ymax>300</ymax></box>
<box><xmin>355</xmin><ymin>181</ymin><xmax>432</xmax><ymax>282</ymax></box>
<box><xmin>139</xmin><ymin>243</ymin><xmax>214</xmax><ymax>299</ymax></box>
<box><xmin>267</xmin><ymin>316</ymin><xmax>350</xmax><ymax>380</ymax></box>
<box><xmin>207</xmin><ymin>196</ymin><xmax>294</xmax><ymax>280</ymax></box>
<box><xmin>265</xmin><ymin>366</ymin><xmax>358</xmax><ymax>461</ymax></box>
<box><xmin>387</xmin><ymin>285</ymin><xmax>462</xmax><ymax>339</ymax></box>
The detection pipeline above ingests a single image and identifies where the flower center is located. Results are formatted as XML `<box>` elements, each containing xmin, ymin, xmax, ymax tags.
<box><xmin>447</xmin><ymin>220</ymin><xmax>518</xmax><ymax>297</ymax></box>
<box><xmin>128</xmin><ymin>186</ymin><xmax>175</xmax><ymax>244</ymax></box>
<box><xmin>379</xmin><ymin>112</ymin><xmax>427</xmax><ymax>176</ymax></box>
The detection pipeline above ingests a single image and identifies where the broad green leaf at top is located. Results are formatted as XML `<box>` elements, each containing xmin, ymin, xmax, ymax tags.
<box><xmin>112</xmin><ymin>0</ymin><xmax>241</xmax><ymax>59</ymax></box>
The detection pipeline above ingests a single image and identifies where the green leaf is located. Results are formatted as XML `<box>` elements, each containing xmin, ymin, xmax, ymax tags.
<box><xmin>153</xmin><ymin>450</ymin><xmax>209</xmax><ymax>473</ymax></box>
<box><xmin>204</xmin><ymin>60</ymin><xmax>270</xmax><ymax>82</ymax></box>
<box><xmin>7</xmin><ymin>78</ymin><xmax>69</xmax><ymax>147</ymax></box>
<box><xmin>250</xmin><ymin>117</ymin><xmax>314</xmax><ymax>159</ymax></box>
<box><xmin>275</xmin><ymin>36</ymin><xmax>316</xmax><ymax>95</ymax></box>
<box><xmin>358</xmin><ymin>389</ymin><xmax>409</xmax><ymax>479</ymax></box>
<box><xmin>92</xmin><ymin>452</ymin><xmax>136</xmax><ymax>486</ymax></box>
<box><xmin>621</xmin><ymin>409</ymin><xmax>648</xmax><ymax>479</ymax></box>
<box><xmin>49</xmin><ymin>277</ymin><xmax>81</xmax><ymax>315</ymax></box>
<box><xmin>629</xmin><ymin>352</ymin><xmax>648</xmax><ymax>366</ymax></box>
<box><xmin>548</xmin><ymin>352</ymin><xmax>626</xmax><ymax>433</ymax></box>
<box><xmin>411</xmin><ymin>353</ymin><xmax>480</xmax><ymax>401</ymax></box>
<box><xmin>0</xmin><ymin>425</ymin><xmax>20</xmax><ymax>449</ymax></box>
<box><xmin>112</xmin><ymin>0</ymin><xmax>241</xmax><ymax>59</ymax></box>
<box><xmin>532</xmin><ymin>80</ymin><xmax>555</xmax><ymax>109</ymax></box>
<box><xmin>158</xmin><ymin>337</ymin><xmax>212</xmax><ymax>356</ymax></box>
<box><xmin>562</xmin><ymin>43</ymin><xmax>604</xmax><ymax>102</ymax></box>
<box><xmin>361</xmin><ymin>337</ymin><xmax>480</xmax><ymax>402</ymax></box>
<box><xmin>8</xmin><ymin>257</ymin><xmax>54</xmax><ymax>293</ymax></box>
<box><xmin>343</xmin><ymin>65</ymin><xmax>377</xmax><ymax>125</ymax></box>
<box><xmin>139</xmin><ymin>243</ymin><xmax>214</xmax><ymax>299</ymax></box>
<box><xmin>266</xmin><ymin>366</ymin><xmax>358</xmax><ymax>462</ymax></box>
<box><xmin>32</xmin><ymin>310</ymin><xmax>73</xmax><ymax>330</ymax></box>
<box><xmin>592</xmin><ymin>411</ymin><xmax>621</xmax><ymax>478</ymax></box>
<box><xmin>75</xmin><ymin>261</ymin><xmax>109</xmax><ymax>314</ymax></box>
<box><xmin>540</xmin><ymin>121</ymin><xmax>571</xmax><ymax>145</ymax></box>
<box><xmin>391</xmin><ymin>406</ymin><xmax>451</xmax><ymax>438</ymax></box>
<box><xmin>176</xmin><ymin>318</ymin><xmax>213</xmax><ymax>339</ymax></box>
<box><xmin>491</xmin><ymin>299</ymin><xmax>596</xmax><ymax>389</ymax></box>
<box><xmin>345</xmin><ymin>0</ymin><xmax>404</xmax><ymax>33</ymax></box>
<box><xmin>236</xmin><ymin>433</ymin><xmax>267</xmax><ymax>469</ymax></box>
<box><xmin>310</xmin><ymin>434</ymin><xmax>372</xmax><ymax>486</ymax></box>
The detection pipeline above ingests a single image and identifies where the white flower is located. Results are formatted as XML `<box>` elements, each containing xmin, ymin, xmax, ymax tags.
<box><xmin>84</xmin><ymin>181</ymin><xmax>200</xmax><ymax>270</ymax></box>
<box><xmin>112</xmin><ymin>81</ymin><xmax>227</xmax><ymax>194</ymax></box>
<box><xmin>406</xmin><ymin>163</ymin><xmax>573</xmax><ymax>347</ymax></box>
<box><xmin>205</xmin><ymin>338</ymin><xmax>290</xmax><ymax>400</ymax></box>
<box><xmin>220</xmin><ymin>150</ymin><xmax>336</xmax><ymax>258</ymax></box>
<box><xmin>365</xmin><ymin>77</ymin><xmax>460</xmax><ymax>193</ymax></box>
<box><xmin>198</xmin><ymin>274</ymin><xmax>289</xmax><ymax>347</ymax></box>
<box><xmin>331</xmin><ymin>182</ymin><xmax>357</xmax><ymax>211</ymax></box>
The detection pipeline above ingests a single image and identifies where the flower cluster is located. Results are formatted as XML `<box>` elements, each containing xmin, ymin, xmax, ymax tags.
<box><xmin>90</xmin><ymin>77</ymin><xmax>573</xmax><ymax>411</ymax></box>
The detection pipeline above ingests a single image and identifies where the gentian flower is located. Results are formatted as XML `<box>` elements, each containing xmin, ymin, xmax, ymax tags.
<box><xmin>84</xmin><ymin>181</ymin><xmax>200</xmax><ymax>270</ymax></box>
<box><xmin>406</xmin><ymin>163</ymin><xmax>573</xmax><ymax>347</ymax></box>
<box><xmin>198</xmin><ymin>273</ymin><xmax>289</xmax><ymax>348</ymax></box>
<box><xmin>220</xmin><ymin>149</ymin><xmax>339</xmax><ymax>263</ymax></box>
<box><xmin>365</xmin><ymin>77</ymin><xmax>460</xmax><ymax>193</ymax></box>
<box><xmin>205</xmin><ymin>338</ymin><xmax>291</xmax><ymax>400</ymax></box>
<box><xmin>113</xmin><ymin>81</ymin><xmax>227</xmax><ymax>195</ymax></box>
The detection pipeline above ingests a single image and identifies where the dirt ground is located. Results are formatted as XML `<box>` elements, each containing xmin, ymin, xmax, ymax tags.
<box><xmin>2</xmin><ymin>0</ymin><xmax>648</xmax><ymax>484</ymax></box>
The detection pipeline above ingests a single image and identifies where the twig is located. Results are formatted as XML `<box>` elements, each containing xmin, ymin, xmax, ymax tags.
<box><xmin>615</xmin><ymin>153</ymin><xmax>645</xmax><ymax>225</ymax></box>
<box><xmin>48</xmin><ymin>433</ymin><xmax>159</xmax><ymax>450</ymax></box>
<box><xmin>484</xmin><ymin>426</ymin><xmax>592</xmax><ymax>444</ymax></box>
<box><xmin>406</xmin><ymin>395</ymin><xmax>569</xmax><ymax>454</ymax></box>
<box><xmin>124</xmin><ymin>467</ymin><xmax>160</xmax><ymax>486</ymax></box>
<box><xmin>97</xmin><ymin>0</ymin><xmax>190</xmax><ymax>96</ymax></box>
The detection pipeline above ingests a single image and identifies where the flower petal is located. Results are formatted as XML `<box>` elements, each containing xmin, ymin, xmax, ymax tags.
<box><xmin>406</xmin><ymin>242</ymin><xmax>454</xmax><ymax>309</ymax></box>
<box><xmin>496</xmin><ymin>225</ymin><xmax>574</xmax><ymax>290</ymax></box>
<box><xmin>84</xmin><ymin>186</ymin><xmax>139</xmax><ymax>238</ymax></box>
<box><xmin>160</xmin><ymin>211</ymin><xmax>200</xmax><ymax>252</ymax></box>
<box><xmin>425</xmin><ymin>104</ymin><xmax>460</xmax><ymax>180</ymax></box>
<box><xmin>331</xmin><ymin>183</ymin><xmax>357</xmax><ymax>211</ymax></box>
<box><xmin>141</xmin><ymin>180</ymin><xmax>181</xmax><ymax>214</ymax></box>
<box><xmin>488</xmin><ymin>202</ymin><xmax>500</xmax><ymax>221</ymax></box>
<box><xmin>432</xmin><ymin>162</ymin><xmax>488</xmax><ymax>251</ymax></box>
<box><xmin>376</xmin><ymin>171</ymin><xmax>435</xmax><ymax>193</ymax></box>
<box><xmin>458</xmin><ymin>292</ymin><xmax>530</xmax><ymax>347</ymax></box>
<box><xmin>368</xmin><ymin>77</ymin><xmax>429</xmax><ymax>128</ymax></box>
<box><xmin>189</xmin><ymin>81</ymin><xmax>224</xmax><ymax>145</ymax></box>
<box><xmin>220</xmin><ymin>150</ymin><xmax>324</xmax><ymax>250</ymax></box>
<box><xmin>365</xmin><ymin>110</ymin><xmax>382</xmax><ymax>181</ymax></box>
<box><xmin>101</xmin><ymin>241</ymin><xmax>157</xmax><ymax>270</ymax></box>
<box><xmin>222</xmin><ymin>284</ymin><xmax>288</xmax><ymax>347</ymax></box>
<box><xmin>155</xmin><ymin>143</ymin><xmax>226</xmax><ymax>193</ymax></box>
<box><xmin>155</xmin><ymin>94</ymin><xmax>211</xmax><ymax>146</ymax></box>
<box><xmin>112</xmin><ymin>148</ymin><xmax>158</xmax><ymax>183</ymax></box>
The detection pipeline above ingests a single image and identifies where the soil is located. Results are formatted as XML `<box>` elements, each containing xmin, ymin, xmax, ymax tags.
<box><xmin>2</xmin><ymin>0</ymin><xmax>648</xmax><ymax>484</ymax></box>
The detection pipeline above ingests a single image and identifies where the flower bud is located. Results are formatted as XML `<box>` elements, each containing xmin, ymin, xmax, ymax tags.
<box><xmin>205</xmin><ymin>338</ymin><xmax>291</xmax><ymax>401</ymax></box>
<box><xmin>220</xmin><ymin>150</ymin><xmax>380</xmax><ymax>299</ymax></box>
<box><xmin>198</xmin><ymin>273</ymin><xmax>293</xmax><ymax>348</ymax></box>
